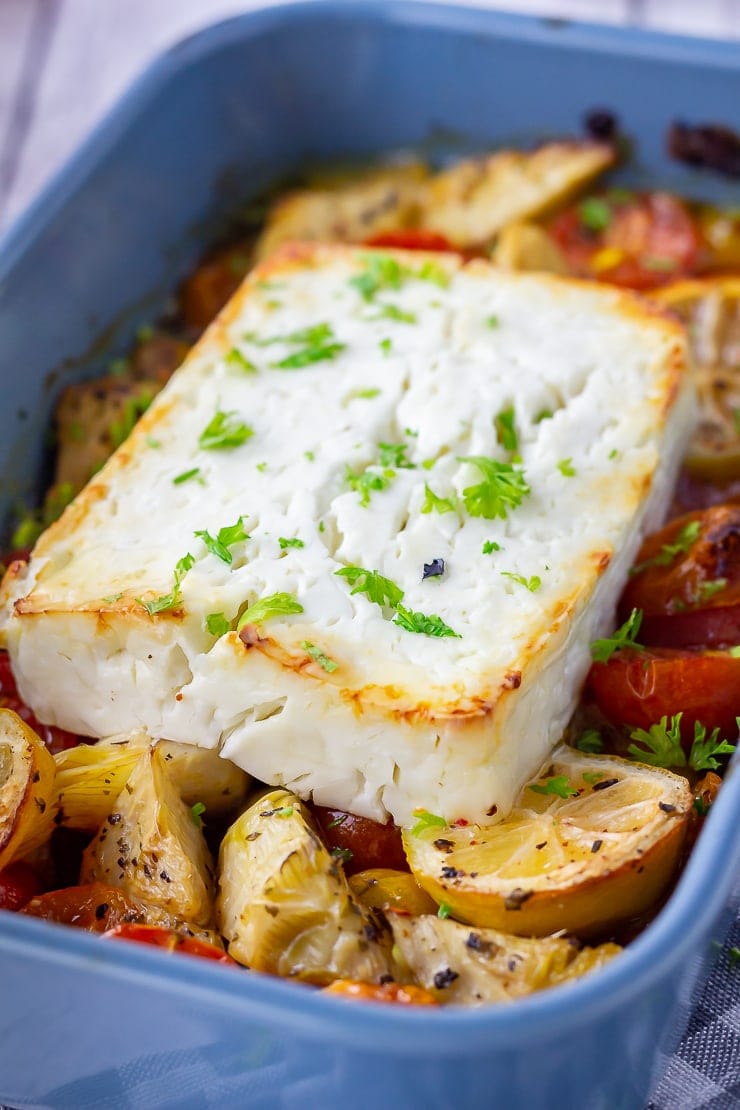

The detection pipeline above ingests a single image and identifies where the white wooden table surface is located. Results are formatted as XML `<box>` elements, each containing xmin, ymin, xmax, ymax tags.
<box><xmin>0</xmin><ymin>0</ymin><xmax>739</xmax><ymax>235</ymax></box>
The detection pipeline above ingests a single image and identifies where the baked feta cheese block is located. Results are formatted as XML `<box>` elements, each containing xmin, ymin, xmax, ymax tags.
<box><xmin>1</xmin><ymin>244</ymin><xmax>692</xmax><ymax>824</ymax></box>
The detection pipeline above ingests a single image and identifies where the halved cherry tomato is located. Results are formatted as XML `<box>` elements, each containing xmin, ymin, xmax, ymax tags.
<box><xmin>102</xmin><ymin>924</ymin><xmax>237</xmax><ymax>965</ymax></box>
<box><xmin>22</xmin><ymin>883</ymin><xmax>149</xmax><ymax>932</ymax></box>
<box><xmin>619</xmin><ymin>505</ymin><xmax>740</xmax><ymax>648</ymax></box>
<box><xmin>549</xmin><ymin>191</ymin><xmax>699</xmax><ymax>290</ymax></box>
<box><xmin>0</xmin><ymin>651</ymin><xmax>80</xmax><ymax>754</ymax></box>
<box><xmin>0</xmin><ymin>862</ymin><xmax>43</xmax><ymax>911</ymax></box>
<box><xmin>311</xmin><ymin>806</ymin><xmax>409</xmax><ymax>876</ymax></box>
<box><xmin>364</xmin><ymin>229</ymin><xmax>460</xmax><ymax>253</ymax></box>
<box><xmin>587</xmin><ymin>647</ymin><xmax>740</xmax><ymax>743</ymax></box>
<box><xmin>323</xmin><ymin>979</ymin><xmax>437</xmax><ymax>1005</ymax></box>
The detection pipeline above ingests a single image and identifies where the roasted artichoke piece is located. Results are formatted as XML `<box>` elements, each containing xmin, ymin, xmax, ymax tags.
<box><xmin>0</xmin><ymin>709</ymin><xmax>56</xmax><ymax>869</ymax></box>
<box><xmin>349</xmin><ymin>868</ymin><xmax>438</xmax><ymax>917</ymax></box>
<box><xmin>54</xmin><ymin>734</ymin><xmax>250</xmax><ymax>831</ymax></box>
<box><xmin>390</xmin><ymin>915</ymin><xmax>620</xmax><ymax>1005</ymax></box>
<box><xmin>80</xmin><ymin>747</ymin><xmax>215</xmax><ymax>926</ymax></box>
<box><xmin>490</xmin><ymin>222</ymin><xmax>571</xmax><ymax>275</ymax></box>
<box><xmin>217</xmin><ymin>789</ymin><xmax>392</xmax><ymax>984</ymax></box>
<box><xmin>255</xmin><ymin>162</ymin><xmax>428</xmax><ymax>259</ymax></box>
<box><xmin>422</xmin><ymin>141</ymin><xmax>615</xmax><ymax>248</ymax></box>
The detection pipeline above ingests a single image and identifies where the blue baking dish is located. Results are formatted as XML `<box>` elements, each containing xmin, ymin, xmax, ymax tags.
<box><xmin>0</xmin><ymin>3</ymin><xmax>738</xmax><ymax>1107</ymax></box>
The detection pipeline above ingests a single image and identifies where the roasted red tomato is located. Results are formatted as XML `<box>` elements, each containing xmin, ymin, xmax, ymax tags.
<box><xmin>22</xmin><ymin>883</ymin><xmax>149</xmax><ymax>932</ymax></box>
<box><xmin>102</xmin><ymin>924</ymin><xmax>237</xmax><ymax>965</ymax></box>
<box><xmin>311</xmin><ymin>806</ymin><xmax>409</xmax><ymax>876</ymax></box>
<box><xmin>0</xmin><ymin>862</ymin><xmax>43</xmax><ymax>911</ymax></box>
<box><xmin>323</xmin><ymin>979</ymin><xmax>437</xmax><ymax>1005</ymax></box>
<box><xmin>364</xmin><ymin>229</ymin><xmax>460</xmax><ymax>253</ymax></box>
<box><xmin>588</xmin><ymin>647</ymin><xmax>740</xmax><ymax>743</ymax></box>
<box><xmin>619</xmin><ymin>505</ymin><xmax>740</xmax><ymax>648</ymax></box>
<box><xmin>0</xmin><ymin>651</ymin><xmax>79</xmax><ymax>754</ymax></box>
<box><xmin>179</xmin><ymin>240</ymin><xmax>253</xmax><ymax>331</ymax></box>
<box><xmin>549</xmin><ymin>191</ymin><xmax>699</xmax><ymax>290</ymax></box>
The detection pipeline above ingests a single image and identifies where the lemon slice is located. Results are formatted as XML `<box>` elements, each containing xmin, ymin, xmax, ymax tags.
<box><xmin>653</xmin><ymin>277</ymin><xmax>740</xmax><ymax>482</ymax></box>
<box><xmin>402</xmin><ymin>745</ymin><xmax>692</xmax><ymax>937</ymax></box>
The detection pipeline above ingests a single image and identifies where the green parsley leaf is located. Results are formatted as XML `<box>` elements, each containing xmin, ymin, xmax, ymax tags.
<box><xmin>689</xmin><ymin>718</ymin><xmax>737</xmax><ymax>772</ymax></box>
<box><xmin>274</xmin><ymin>806</ymin><xmax>294</xmax><ymax>819</ymax></box>
<box><xmin>411</xmin><ymin>809</ymin><xmax>447</xmax><ymax>836</ymax></box>
<box><xmin>350</xmin><ymin>254</ymin><xmax>407</xmax><ymax>301</ymax></box>
<box><xmin>528</xmin><ymin>776</ymin><xmax>578</xmax><ymax>800</ymax></box>
<box><xmin>534</xmin><ymin>409</ymin><xmax>553</xmax><ymax>424</ymax></box>
<box><xmin>195</xmin><ymin>516</ymin><xmax>249</xmax><ymax>564</ymax></box>
<box><xmin>482</xmin><ymin>540</ymin><xmax>501</xmax><ymax>554</ymax></box>
<box><xmin>279</xmin><ymin>537</ymin><xmax>304</xmax><ymax>550</ymax></box>
<box><xmin>457</xmin><ymin>456</ymin><xmax>531</xmax><ymax>520</ymax></box>
<box><xmin>173</xmin><ymin>467</ymin><xmax>203</xmax><ymax>486</ymax></box>
<box><xmin>378</xmin><ymin>442</ymin><xmax>415</xmax><ymax>469</ymax></box>
<box><xmin>205</xmin><ymin>612</ymin><xmax>231</xmax><ymax>637</ymax></box>
<box><xmin>421</xmin><ymin>484</ymin><xmax>457</xmax><ymax>515</ymax></box>
<box><xmin>327</xmin><ymin>813</ymin><xmax>348</xmax><ymax>829</ymax></box>
<box><xmin>628</xmin><ymin>713</ymin><xmax>685</xmax><ymax>768</ymax></box>
<box><xmin>140</xmin><ymin>553</ymin><xmax>195</xmax><ymax>615</ymax></box>
<box><xmin>301</xmin><ymin>641</ymin><xmax>338</xmax><ymax>673</ymax></box>
<box><xmin>582</xmin><ymin>771</ymin><xmax>605</xmax><ymax>786</ymax></box>
<box><xmin>393</xmin><ymin>605</ymin><xmax>460</xmax><ymax>638</ymax></box>
<box><xmin>494</xmin><ymin>406</ymin><xmax>518</xmax><ymax>453</ymax></box>
<box><xmin>109</xmin><ymin>392</ymin><xmax>154</xmax><ymax>449</ymax></box>
<box><xmin>273</xmin><ymin>341</ymin><xmax>345</xmax><ymax>369</ymax></box>
<box><xmin>557</xmin><ymin>458</ymin><xmax>576</xmax><ymax>477</ymax></box>
<box><xmin>575</xmin><ymin>729</ymin><xmax>604</xmax><ymax>754</ymax></box>
<box><xmin>331</xmin><ymin>846</ymin><xmax>353</xmax><ymax>864</ymax></box>
<box><xmin>146</xmin><ymin>436</ymin><xmax>162</xmax><ymax>449</ymax></box>
<box><xmin>437</xmin><ymin>902</ymin><xmax>452</xmax><ymax>920</ymax></box>
<box><xmin>608</xmin><ymin>448</ymin><xmax>619</xmax><ymax>460</ymax></box>
<box><xmin>380</xmin><ymin>338</ymin><xmax>392</xmax><ymax>356</ymax></box>
<box><xmin>367</xmin><ymin>303</ymin><xmax>417</xmax><ymax>325</ymax></box>
<box><xmin>579</xmin><ymin>197</ymin><xmax>612</xmax><ymax>232</ymax></box>
<box><xmin>225</xmin><ymin>348</ymin><xmax>257</xmax><ymax>373</ymax></box>
<box><xmin>501</xmin><ymin>572</ymin><xmax>541</xmax><ymax>593</ymax></box>
<box><xmin>590</xmin><ymin>608</ymin><xmax>644</xmax><ymax>663</ymax></box>
<box><xmin>416</xmin><ymin>260</ymin><xmax>450</xmax><ymax>288</ymax></box>
<box><xmin>694</xmin><ymin>795</ymin><xmax>710</xmax><ymax>817</ymax></box>
<box><xmin>344</xmin><ymin>387</ymin><xmax>381</xmax><ymax>403</ymax></box>
<box><xmin>729</xmin><ymin>646</ymin><xmax>740</xmax><ymax>658</ymax></box>
<box><xmin>335</xmin><ymin>566</ymin><xmax>404</xmax><ymax>609</ymax></box>
<box><xmin>345</xmin><ymin>465</ymin><xmax>395</xmax><ymax>506</ymax></box>
<box><xmin>246</xmin><ymin>322</ymin><xmax>333</xmax><ymax>347</ymax></box>
<box><xmin>631</xmin><ymin>520</ymin><xmax>701</xmax><ymax>576</ymax></box>
<box><xmin>198</xmin><ymin>410</ymin><xmax>253</xmax><ymax>450</ymax></box>
<box><xmin>236</xmin><ymin>592</ymin><xmax>303</xmax><ymax>631</ymax></box>
<box><xmin>304</xmin><ymin>450</ymin><xmax>315</xmax><ymax>462</ymax></box>
<box><xmin>191</xmin><ymin>801</ymin><xmax>206</xmax><ymax>826</ymax></box>
<box><xmin>696</xmin><ymin>578</ymin><xmax>727</xmax><ymax>603</ymax></box>
<box><xmin>486</xmin><ymin>314</ymin><xmax>500</xmax><ymax>328</ymax></box>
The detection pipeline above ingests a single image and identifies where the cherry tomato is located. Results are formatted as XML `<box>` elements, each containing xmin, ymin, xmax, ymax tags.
<box><xmin>22</xmin><ymin>883</ymin><xmax>147</xmax><ymax>932</ymax></box>
<box><xmin>179</xmin><ymin>241</ymin><xmax>252</xmax><ymax>331</ymax></box>
<box><xmin>311</xmin><ymin>806</ymin><xmax>409</xmax><ymax>876</ymax></box>
<box><xmin>323</xmin><ymin>979</ymin><xmax>437</xmax><ymax>1005</ymax></box>
<box><xmin>549</xmin><ymin>191</ymin><xmax>699</xmax><ymax>290</ymax></box>
<box><xmin>619</xmin><ymin>505</ymin><xmax>740</xmax><ymax>648</ymax></box>
<box><xmin>587</xmin><ymin>648</ymin><xmax>740</xmax><ymax>743</ymax></box>
<box><xmin>102</xmin><ymin>924</ymin><xmax>236</xmax><ymax>965</ymax></box>
<box><xmin>0</xmin><ymin>862</ymin><xmax>43</xmax><ymax>911</ymax></box>
<box><xmin>0</xmin><ymin>651</ymin><xmax>80</xmax><ymax>754</ymax></box>
<box><xmin>364</xmin><ymin>229</ymin><xmax>460</xmax><ymax>253</ymax></box>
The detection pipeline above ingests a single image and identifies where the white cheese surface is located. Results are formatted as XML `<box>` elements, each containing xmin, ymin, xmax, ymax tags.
<box><xmin>2</xmin><ymin>245</ymin><xmax>693</xmax><ymax>823</ymax></box>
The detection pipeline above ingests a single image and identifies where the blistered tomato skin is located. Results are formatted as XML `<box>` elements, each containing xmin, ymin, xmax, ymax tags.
<box><xmin>588</xmin><ymin>648</ymin><xmax>740</xmax><ymax>744</ymax></box>
<box><xmin>311</xmin><ymin>806</ymin><xmax>409</xmax><ymax>876</ymax></box>
<box><xmin>364</xmin><ymin>229</ymin><xmax>460</xmax><ymax>253</ymax></box>
<box><xmin>103</xmin><ymin>924</ymin><xmax>238</xmax><ymax>964</ymax></box>
<box><xmin>0</xmin><ymin>862</ymin><xmax>43</xmax><ymax>911</ymax></box>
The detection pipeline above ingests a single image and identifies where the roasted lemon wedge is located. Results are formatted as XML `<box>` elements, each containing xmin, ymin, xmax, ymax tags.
<box><xmin>653</xmin><ymin>276</ymin><xmax>740</xmax><ymax>482</ymax></box>
<box><xmin>402</xmin><ymin>745</ymin><xmax>692</xmax><ymax>937</ymax></box>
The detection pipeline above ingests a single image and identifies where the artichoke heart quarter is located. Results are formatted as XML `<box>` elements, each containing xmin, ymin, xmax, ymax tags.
<box><xmin>217</xmin><ymin>789</ymin><xmax>392</xmax><ymax>984</ymax></box>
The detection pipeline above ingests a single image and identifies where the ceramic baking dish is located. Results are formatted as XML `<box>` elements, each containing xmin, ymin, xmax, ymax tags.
<box><xmin>0</xmin><ymin>4</ymin><xmax>738</xmax><ymax>1107</ymax></box>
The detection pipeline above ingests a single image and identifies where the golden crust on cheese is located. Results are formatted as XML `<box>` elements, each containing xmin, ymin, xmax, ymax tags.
<box><xmin>2</xmin><ymin>244</ymin><xmax>691</xmax><ymax>824</ymax></box>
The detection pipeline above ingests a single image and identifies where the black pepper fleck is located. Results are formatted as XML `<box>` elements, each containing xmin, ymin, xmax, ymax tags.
<box><xmin>433</xmin><ymin>967</ymin><xmax>459</xmax><ymax>990</ymax></box>
<box><xmin>593</xmin><ymin>778</ymin><xmax>619</xmax><ymax>792</ymax></box>
<box><xmin>504</xmin><ymin>888</ymin><xmax>533</xmax><ymax>911</ymax></box>
<box><xmin>423</xmin><ymin>558</ymin><xmax>445</xmax><ymax>580</ymax></box>
<box><xmin>433</xmin><ymin>838</ymin><xmax>454</xmax><ymax>853</ymax></box>
<box><xmin>591</xmin><ymin>839</ymin><xmax>603</xmax><ymax>853</ymax></box>
<box><xmin>659</xmin><ymin>802</ymin><xmax>677</xmax><ymax>813</ymax></box>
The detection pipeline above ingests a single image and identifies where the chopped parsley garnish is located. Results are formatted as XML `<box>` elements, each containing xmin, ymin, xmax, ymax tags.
<box><xmin>415</xmin><ymin>260</ymin><xmax>450</xmax><ymax>288</ymax></box>
<box><xmin>557</xmin><ymin>458</ymin><xmax>576</xmax><ymax>477</ymax></box>
<box><xmin>590</xmin><ymin>608</ymin><xmax>644</xmax><ymax>663</ymax></box>
<box><xmin>486</xmin><ymin>314</ymin><xmax>500</xmax><ymax>328</ymax></box>
<box><xmin>279</xmin><ymin>537</ymin><xmax>304</xmax><ymax>550</ymax></box>
<box><xmin>582</xmin><ymin>771</ymin><xmax>605</xmax><ymax>786</ymax></box>
<box><xmin>482</xmin><ymin>540</ymin><xmax>501</xmax><ymax>554</ymax></box>
<box><xmin>146</xmin><ymin>436</ymin><xmax>161</xmax><ymax>449</ymax></box>
<box><xmin>437</xmin><ymin>902</ymin><xmax>452</xmax><ymax>920</ymax></box>
<box><xmin>528</xmin><ymin>776</ymin><xmax>578</xmax><ymax>800</ymax></box>
<box><xmin>331</xmin><ymin>846</ymin><xmax>353</xmax><ymax>864</ymax></box>
<box><xmin>579</xmin><ymin>196</ymin><xmax>612</xmax><ymax>232</ymax></box>
<box><xmin>225</xmin><ymin>348</ymin><xmax>257</xmax><ymax>373</ymax></box>
<box><xmin>367</xmin><ymin>303</ymin><xmax>417</xmax><ymax>325</ymax></box>
<box><xmin>198</xmin><ymin>410</ymin><xmax>253</xmax><ymax>450</ymax></box>
<box><xmin>191</xmin><ymin>801</ymin><xmax>206</xmax><ymax>826</ymax></box>
<box><xmin>393</xmin><ymin>605</ymin><xmax>460</xmax><ymax>638</ymax></box>
<box><xmin>245</xmin><ymin>322</ymin><xmax>345</xmax><ymax>369</ymax></box>
<box><xmin>140</xmin><ymin>553</ymin><xmax>194</xmax><ymax>615</ymax></box>
<box><xmin>236</xmin><ymin>592</ymin><xmax>303</xmax><ymax>631</ymax></box>
<box><xmin>345</xmin><ymin>465</ymin><xmax>395</xmax><ymax>507</ymax></box>
<box><xmin>344</xmin><ymin>387</ymin><xmax>381</xmax><ymax>403</ymax></box>
<box><xmin>273</xmin><ymin>341</ymin><xmax>345</xmax><ymax>369</ymax></box>
<box><xmin>631</xmin><ymin>520</ymin><xmax>701</xmax><ymax>576</ymax></box>
<box><xmin>302</xmin><ymin>641</ymin><xmax>338</xmax><ymax>673</ymax></box>
<box><xmin>575</xmin><ymin>729</ymin><xmax>604</xmax><ymax>754</ymax></box>
<box><xmin>195</xmin><ymin>517</ymin><xmax>249</xmax><ymax>564</ymax></box>
<box><xmin>411</xmin><ymin>809</ymin><xmax>447</xmax><ymax>836</ymax></box>
<box><xmin>304</xmin><ymin>450</ymin><xmax>316</xmax><ymax>462</ymax></box>
<box><xmin>494</xmin><ymin>406</ymin><xmax>518</xmax><ymax>453</ymax></box>
<box><xmin>274</xmin><ymin>806</ymin><xmax>294</xmax><ymax>819</ymax></box>
<box><xmin>350</xmin><ymin>254</ymin><xmax>408</xmax><ymax>301</ymax></box>
<box><xmin>696</xmin><ymin>578</ymin><xmax>727</xmax><ymax>603</ymax></box>
<box><xmin>378</xmin><ymin>442</ymin><xmax>415</xmax><ymax>469</ymax></box>
<box><xmin>173</xmin><ymin>467</ymin><xmax>203</xmax><ymax>486</ymax></box>
<box><xmin>421</xmin><ymin>486</ymin><xmax>457</xmax><ymax>515</ymax></box>
<box><xmin>534</xmin><ymin>409</ymin><xmax>553</xmax><ymax>424</ymax></box>
<box><xmin>501</xmin><ymin>572</ymin><xmax>541</xmax><ymax>593</ymax></box>
<box><xmin>335</xmin><ymin>566</ymin><xmax>404</xmax><ymax>609</ymax></box>
<box><xmin>327</xmin><ymin>813</ymin><xmax>348</xmax><ymax>829</ymax></box>
<box><xmin>628</xmin><ymin>713</ymin><xmax>737</xmax><ymax>771</ymax></box>
<box><xmin>205</xmin><ymin>612</ymin><xmax>231</xmax><ymax>637</ymax></box>
<box><xmin>457</xmin><ymin>456</ymin><xmax>530</xmax><ymax>520</ymax></box>
<box><xmin>380</xmin><ymin>338</ymin><xmax>392</xmax><ymax>356</ymax></box>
